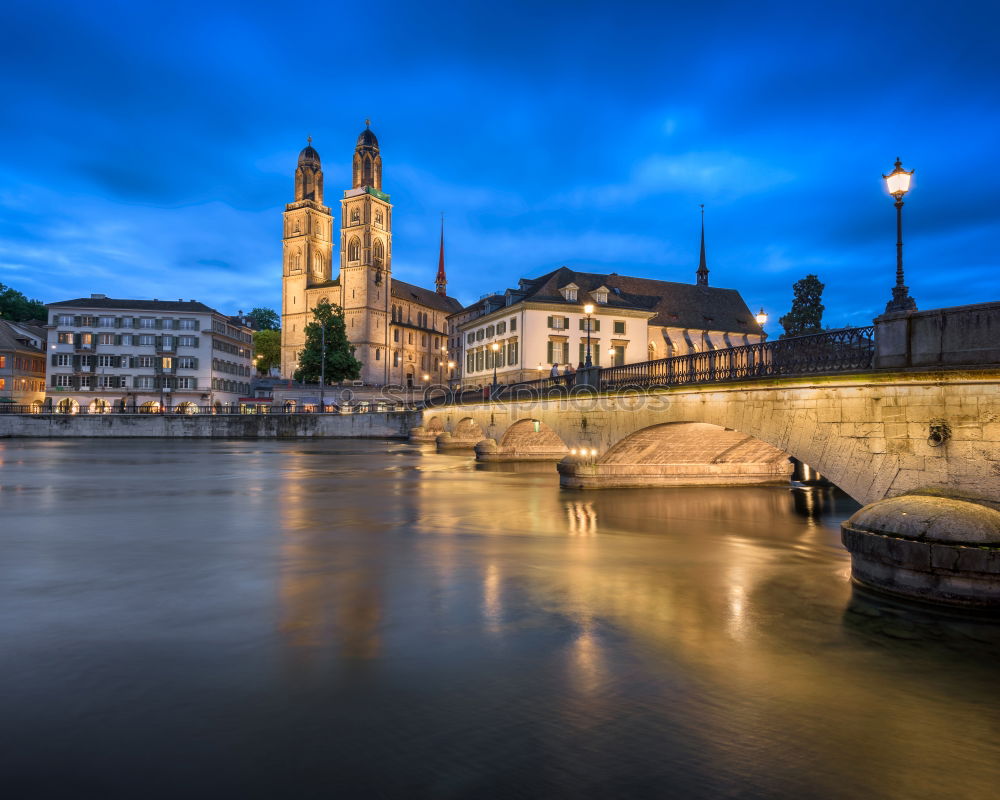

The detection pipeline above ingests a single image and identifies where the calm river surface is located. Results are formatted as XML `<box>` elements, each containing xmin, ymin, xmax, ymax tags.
<box><xmin>1</xmin><ymin>439</ymin><xmax>998</xmax><ymax>799</ymax></box>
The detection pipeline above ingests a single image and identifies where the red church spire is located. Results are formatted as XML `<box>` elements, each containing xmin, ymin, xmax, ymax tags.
<box><xmin>435</xmin><ymin>213</ymin><xmax>447</xmax><ymax>296</ymax></box>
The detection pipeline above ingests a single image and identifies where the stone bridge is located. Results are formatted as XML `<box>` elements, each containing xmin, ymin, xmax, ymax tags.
<box><xmin>413</xmin><ymin>302</ymin><xmax>1000</xmax><ymax>608</ymax></box>
<box><xmin>417</xmin><ymin>369</ymin><xmax>999</xmax><ymax>505</ymax></box>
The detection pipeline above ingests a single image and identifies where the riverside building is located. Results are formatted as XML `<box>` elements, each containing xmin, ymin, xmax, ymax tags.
<box><xmin>451</xmin><ymin>266</ymin><xmax>765</xmax><ymax>387</ymax></box>
<box><xmin>0</xmin><ymin>319</ymin><xmax>47</xmax><ymax>407</ymax></box>
<box><xmin>45</xmin><ymin>296</ymin><xmax>253</xmax><ymax>413</ymax></box>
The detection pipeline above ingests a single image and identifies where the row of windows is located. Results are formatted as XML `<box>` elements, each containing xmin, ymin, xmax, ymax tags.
<box><xmin>0</xmin><ymin>377</ymin><xmax>44</xmax><ymax>392</ymax></box>
<box><xmin>52</xmin><ymin>375</ymin><xmax>199</xmax><ymax>389</ymax></box>
<box><xmin>389</xmin><ymin>307</ymin><xmax>437</xmax><ymax>330</ymax></box>
<box><xmin>212</xmin><ymin>359</ymin><xmax>250</xmax><ymax>376</ymax></box>
<box><xmin>211</xmin><ymin>379</ymin><xmax>250</xmax><ymax>394</ymax></box>
<box><xmin>346</xmin><ymin>237</ymin><xmax>385</xmax><ymax>264</ymax></box>
<box><xmin>391</xmin><ymin>328</ymin><xmax>444</xmax><ymax>349</ymax></box>
<box><xmin>466</xmin><ymin>317</ymin><xmax>517</xmax><ymax>345</ymax></box>
<box><xmin>212</xmin><ymin>339</ymin><xmax>251</xmax><ymax>358</ymax></box>
<box><xmin>0</xmin><ymin>355</ymin><xmax>44</xmax><ymax>372</ymax></box>
<box><xmin>212</xmin><ymin>321</ymin><xmax>253</xmax><ymax>343</ymax></box>
<box><xmin>346</xmin><ymin>206</ymin><xmax>386</xmax><ymax>227</ymax></box>
<box><xmin>54</xmin><ymin>315</ymin><xmax>200</xmax><ymax>331</ymax></box>
<box><xmin>543</xmin><ymin>342</ymin><xmax>623</xmax><ymax>367</ymax></box>
<box><xmin>55</xmin><ymin>332</ymin><xmax>201</xmax><ymax>349</ymax></box>
<box><xmin>389</xmin><ymin>351</ymin><xmax>449</xmax><ymax>370</ymax></box>
<box><xmin>544</xmin><ymin>316</ymin><xmax>627</xmax><ymax>334</ymax></box>
<box><xmin>465</xmin><ymin>341</ymin><xmax>520</xmax><ymax>373</ymax></box>
<box><xmin>52</xmin><ymin>354</ymin><xmax>200</xmax><ymax>370</ymax></box>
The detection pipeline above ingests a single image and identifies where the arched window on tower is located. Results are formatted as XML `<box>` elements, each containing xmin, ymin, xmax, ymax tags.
<box><xmin>348</xmin><ymin>237</ymin><xmax>361</xmax><ymax>262</ymax></box>
<box><xmin>351</xmin><ymin>207</ymin><xmax>360</xmax><ymax>225</ymax></box>
<box><xmin>373</xmin><ymin>239</ymin><xmax>384</xmax><ymax>267</ymax></box>
<box><xmin>363</xmin><ymin>155</ymin><xmax>373</xmax><ymax>187</ymax></box>
<box><xmin>313</xmin><ymin>251</ymin><xmax>324</xmax><ymax>275</ymax></box>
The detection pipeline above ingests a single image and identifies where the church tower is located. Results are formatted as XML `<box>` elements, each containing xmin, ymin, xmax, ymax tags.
<box><xmin>281</xmin><ymin>140</ymin><xmax>334</xmax><ymax>378</ymax></box>
<box><xmin>339</xmin><ymin>121</ymin><xmax>392</xmax><ymax>384</ymax></box>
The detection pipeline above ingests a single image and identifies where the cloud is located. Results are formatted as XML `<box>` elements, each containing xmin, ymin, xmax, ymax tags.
<box><xmin>549</xmin><ymin>152</ymin><xmax>795</xmax><ymax>209</ymax></box>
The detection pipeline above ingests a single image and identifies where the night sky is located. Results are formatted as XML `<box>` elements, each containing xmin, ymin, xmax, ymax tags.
<box><xmin>1</xmin><ymin>0</ymin><xmax>997</xmax><ymax>333</ymax></box>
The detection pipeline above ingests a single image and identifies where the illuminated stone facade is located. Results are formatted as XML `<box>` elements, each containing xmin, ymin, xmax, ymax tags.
<box><xmin>280</xmin><ymin>126</ymin><xmax>461</xmax><ymax>385</ymax></box>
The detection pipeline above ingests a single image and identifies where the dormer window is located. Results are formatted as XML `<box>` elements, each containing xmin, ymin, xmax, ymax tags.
<box><xmin>593</xmin><ymin>285</ymin><xmax>610</xmax><ymax>304</ymax></box>
<box><xmin>560</xmin><ymin>283</ymin><xmax>579</xmax><ymax>302</ymax></box>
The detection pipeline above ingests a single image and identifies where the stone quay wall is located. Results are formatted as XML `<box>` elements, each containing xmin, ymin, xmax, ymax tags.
<box><xmin>0</xmin><ymin>411</ymin><xmax>420</xmax><ymax>439</ymax></box>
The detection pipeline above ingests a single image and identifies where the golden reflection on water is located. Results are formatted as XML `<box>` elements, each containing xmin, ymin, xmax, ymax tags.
<box><xmin>265</xmin><ymin>443</ymin><xmax>1000</xmax><ymax>799</ymax></box>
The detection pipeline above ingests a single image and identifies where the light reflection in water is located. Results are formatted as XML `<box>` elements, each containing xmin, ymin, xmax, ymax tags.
<box><xmin>0</xmin><ymin>439</ymin><xmax>998</xmax><ymax>800</ymax></box>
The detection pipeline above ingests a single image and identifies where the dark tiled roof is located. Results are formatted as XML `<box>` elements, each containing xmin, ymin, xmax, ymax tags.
<box><xmin>453</xmin><ymin>294</ymin><xmax>506</xmax><ymax>316</ymax></box>
<box><xmin>47</xmin><ymin>297</ymin><xmax>221</xmax><ymax>314</ymax></box>
<box><xmin>512</xmin><ymin>267</ymin><xmax>762</xmax><ymax>334</ymax></box>
<box><xmin>391</xmin><ymin>279</ymin><xmax>463</xmax><ymax>314</ymax></box>
<box><xmin>0</xmin><ymin>320</ymin><xmax>46</xmax><ymax>353</ymax></box>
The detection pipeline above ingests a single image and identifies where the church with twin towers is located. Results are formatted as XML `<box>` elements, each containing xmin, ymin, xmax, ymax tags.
<box><xmin>280</xmin><ymin>122</ymin><xmax>462</xmax><ymax>384</ymax></box>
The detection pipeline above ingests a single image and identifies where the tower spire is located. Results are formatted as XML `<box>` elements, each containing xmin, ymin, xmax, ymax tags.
<box><xmin>696</xmin><ymin>204</ymin><xmax>709</xmax><ymax>286</ymax></box>
<box><xmin>435</xmin><ymin>213</ymin><xmax>447</xmax><ymax>296</ymax></box>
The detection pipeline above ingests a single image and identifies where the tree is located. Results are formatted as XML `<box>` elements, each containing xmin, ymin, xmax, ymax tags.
<box><xmin>253</xmin><ymin>329</ymin><xmax>281</xmax><ymax>375</ymax></box>
<box><xmin>779</xmin><ymin>274</ymin><xmax>825</xmax><ymax>338</ymax></box>
<box><xmin>0</xmin><ymin>283</ymin><xmax>47</xmax><ymax>322</ymax></box>
<box><xmin>247</xmin><ymin>307</ymin><xmax>280</xmax><ymax>331</ymax></box>
<box><xmin>293</xmin><ymin>302</ymin><xmax>361</xmax><ymax>384</ymax></box>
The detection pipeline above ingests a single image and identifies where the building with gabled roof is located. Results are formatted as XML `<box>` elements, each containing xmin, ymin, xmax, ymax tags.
<box><xmin>448</xmin><ymin>263</ymin><xmax>765</xmax><ymax>387</ymax></box>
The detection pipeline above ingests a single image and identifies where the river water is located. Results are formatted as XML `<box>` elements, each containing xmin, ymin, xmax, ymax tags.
<box><xmin>1</xmin><ymin>439</ymin><xmax>998</xmax><ymax>799</ymax></box>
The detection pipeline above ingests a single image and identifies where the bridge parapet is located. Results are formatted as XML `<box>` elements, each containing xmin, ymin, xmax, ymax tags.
<box><xmin>875</xmin><ymin>300</ymin><xmax>1000</xmax><ymax>369</ymax></box>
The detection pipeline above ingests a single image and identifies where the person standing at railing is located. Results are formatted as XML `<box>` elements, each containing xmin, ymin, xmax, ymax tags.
<box><xmin>549</xmin><ymin>363</ymin><xmax>560</xmax><ymax>379</ymax></box>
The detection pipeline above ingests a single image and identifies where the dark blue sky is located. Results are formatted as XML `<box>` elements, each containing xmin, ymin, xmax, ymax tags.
<box><xmin>1</xmin><ymin>0</ymin><xmax>997</xmax><ymax>332</ymax></box>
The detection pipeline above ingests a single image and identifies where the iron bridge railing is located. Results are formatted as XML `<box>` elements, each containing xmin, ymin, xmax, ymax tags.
<box><xmin>432</xmin><ymin>326</ymin><xmax>876</xmax><ymax>405</ymax></box>
<box><xmin>597</xmin><ymin>326</ymin><xmax>876</xmax><ymax>391</ymax></box>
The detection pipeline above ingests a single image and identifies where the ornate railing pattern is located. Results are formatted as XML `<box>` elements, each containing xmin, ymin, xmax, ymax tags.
<box><xmin>598</xmin><ymin>327</ymin><xmax>876</xmax><ymax>391</ymax></box>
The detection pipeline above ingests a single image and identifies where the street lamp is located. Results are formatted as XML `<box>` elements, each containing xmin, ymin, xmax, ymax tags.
<box><xmin>606</xmin><ymin>346</ymin><xmax>616</xmax><ymax>366</ymax></box>
<box><xmin>755</xmin><ymin>307</ymin><xmax>768</xmax><ymax>342</ymax></box>
<box><xmin>882</xmin><ymin>158</ymin><xmax>917</xmax><ymax>313</ymax></box>
<box><xmin>490</xmin><ymin>342</ymin><xmax>500</xmax><ymax>394</ymax></box>
<box><xmin>319</xmin><ymin>322</ymin><xmax>327</xmax><ymax>412</ymax></box>
<box><xmin>583</xmin><ymin>303</ymin><xmax>594</xmax><ymax>368</ymax></box>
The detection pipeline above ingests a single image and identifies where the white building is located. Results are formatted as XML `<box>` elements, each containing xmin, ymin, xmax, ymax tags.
<box><xmin>46</xmin><ymin>296</ymin><xmax>254</xmax><ymax>413</ymax></box>
<box><xmin>450</xmin><ymin>267</ymin><xmax>765</xmax><ymax>387</ymax></box>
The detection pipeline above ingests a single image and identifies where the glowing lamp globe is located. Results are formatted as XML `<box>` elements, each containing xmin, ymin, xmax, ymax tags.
<box><xmin>755</xmin><ymin>308</ymin><xmax>768</xmax><ymax>326</ymax></box>
<box><xmin>883</xmin><ymin>158</ymin><xmax>914</xmax><ymax>198</ymax></box>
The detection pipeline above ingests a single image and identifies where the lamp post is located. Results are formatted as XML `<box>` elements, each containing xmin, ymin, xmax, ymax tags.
<box><xmin>490</xmin><ymin>342</ymin><xmax>500</xmax><ymax>395</ymax></box>
<box><xmin>319</xmin><ymin>322</ymin><xmax>326</xmax><ymax>412</ymax></box>
<box><xmin>882</xmin><ymin>158</ymin><xmax>917</xmax><ymax>313</ymax></box>
<box><xmin>755</xmin><ymin>307</ymin><xmax>768</xmax><ymax>342</ymax></box>
<box><xmin>607</xmin><ymin>346</ymin><xmax>616</xmax><ymax>366</ymax></box>
<box><xmin>583</xmin><ymin>303</ymin><xmax>594</xmax><ymax>368</ymax></box>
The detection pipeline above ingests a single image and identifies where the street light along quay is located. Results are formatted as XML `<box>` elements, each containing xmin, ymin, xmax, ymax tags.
<box><xmin>882</xmin><ymin>157</ymin><xmax>917</xmax><ymax>313</ymax></box>
<box><xmin>490</xmin><ymin>342</ymin><xmax>500</xmax><ymax>396</ymax></box>
<box><xmin>755</xmin><ymin>308</ymin><xmax>768</xmax><ymax>341</ymax></box>
<box><xmin>583</xmin><ymin>303</ymin><xmax>595</xmax><ymax>368</ymax></box>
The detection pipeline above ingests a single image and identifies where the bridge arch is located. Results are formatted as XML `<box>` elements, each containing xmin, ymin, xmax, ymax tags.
<box><xmin>561</xmin><ymin>421</ymin><xmax>793</xmax><ymax>489</ymax></box>
<box><xmin>477</xmin><ymin>418</ymin><xmax>570</xmax><ymax>462</ymax></box>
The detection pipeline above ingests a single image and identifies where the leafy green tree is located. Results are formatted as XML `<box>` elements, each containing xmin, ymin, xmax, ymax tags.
<box><xmin>293</xmin><ymin>302</ymin><xmax>361</xmax><ymax>384</ymax></box>
<box><xmin>779</xmin><ymin>274</ymin><xmax>825</xmax><ymax>338</ymax></box>
<box><xmin>253</xmin><ymin>328</ymin><xmax>281</xmax><ymax>374</ymax></box>
<box><xmin>247</xmin><ymin>307</ymin><xmax>280</xmax><ymax>331</ymax></box>
<box><xmin>0</xmin><ymin>283</ymin><xmax>47</xmax><ymax>322</ymax></box>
